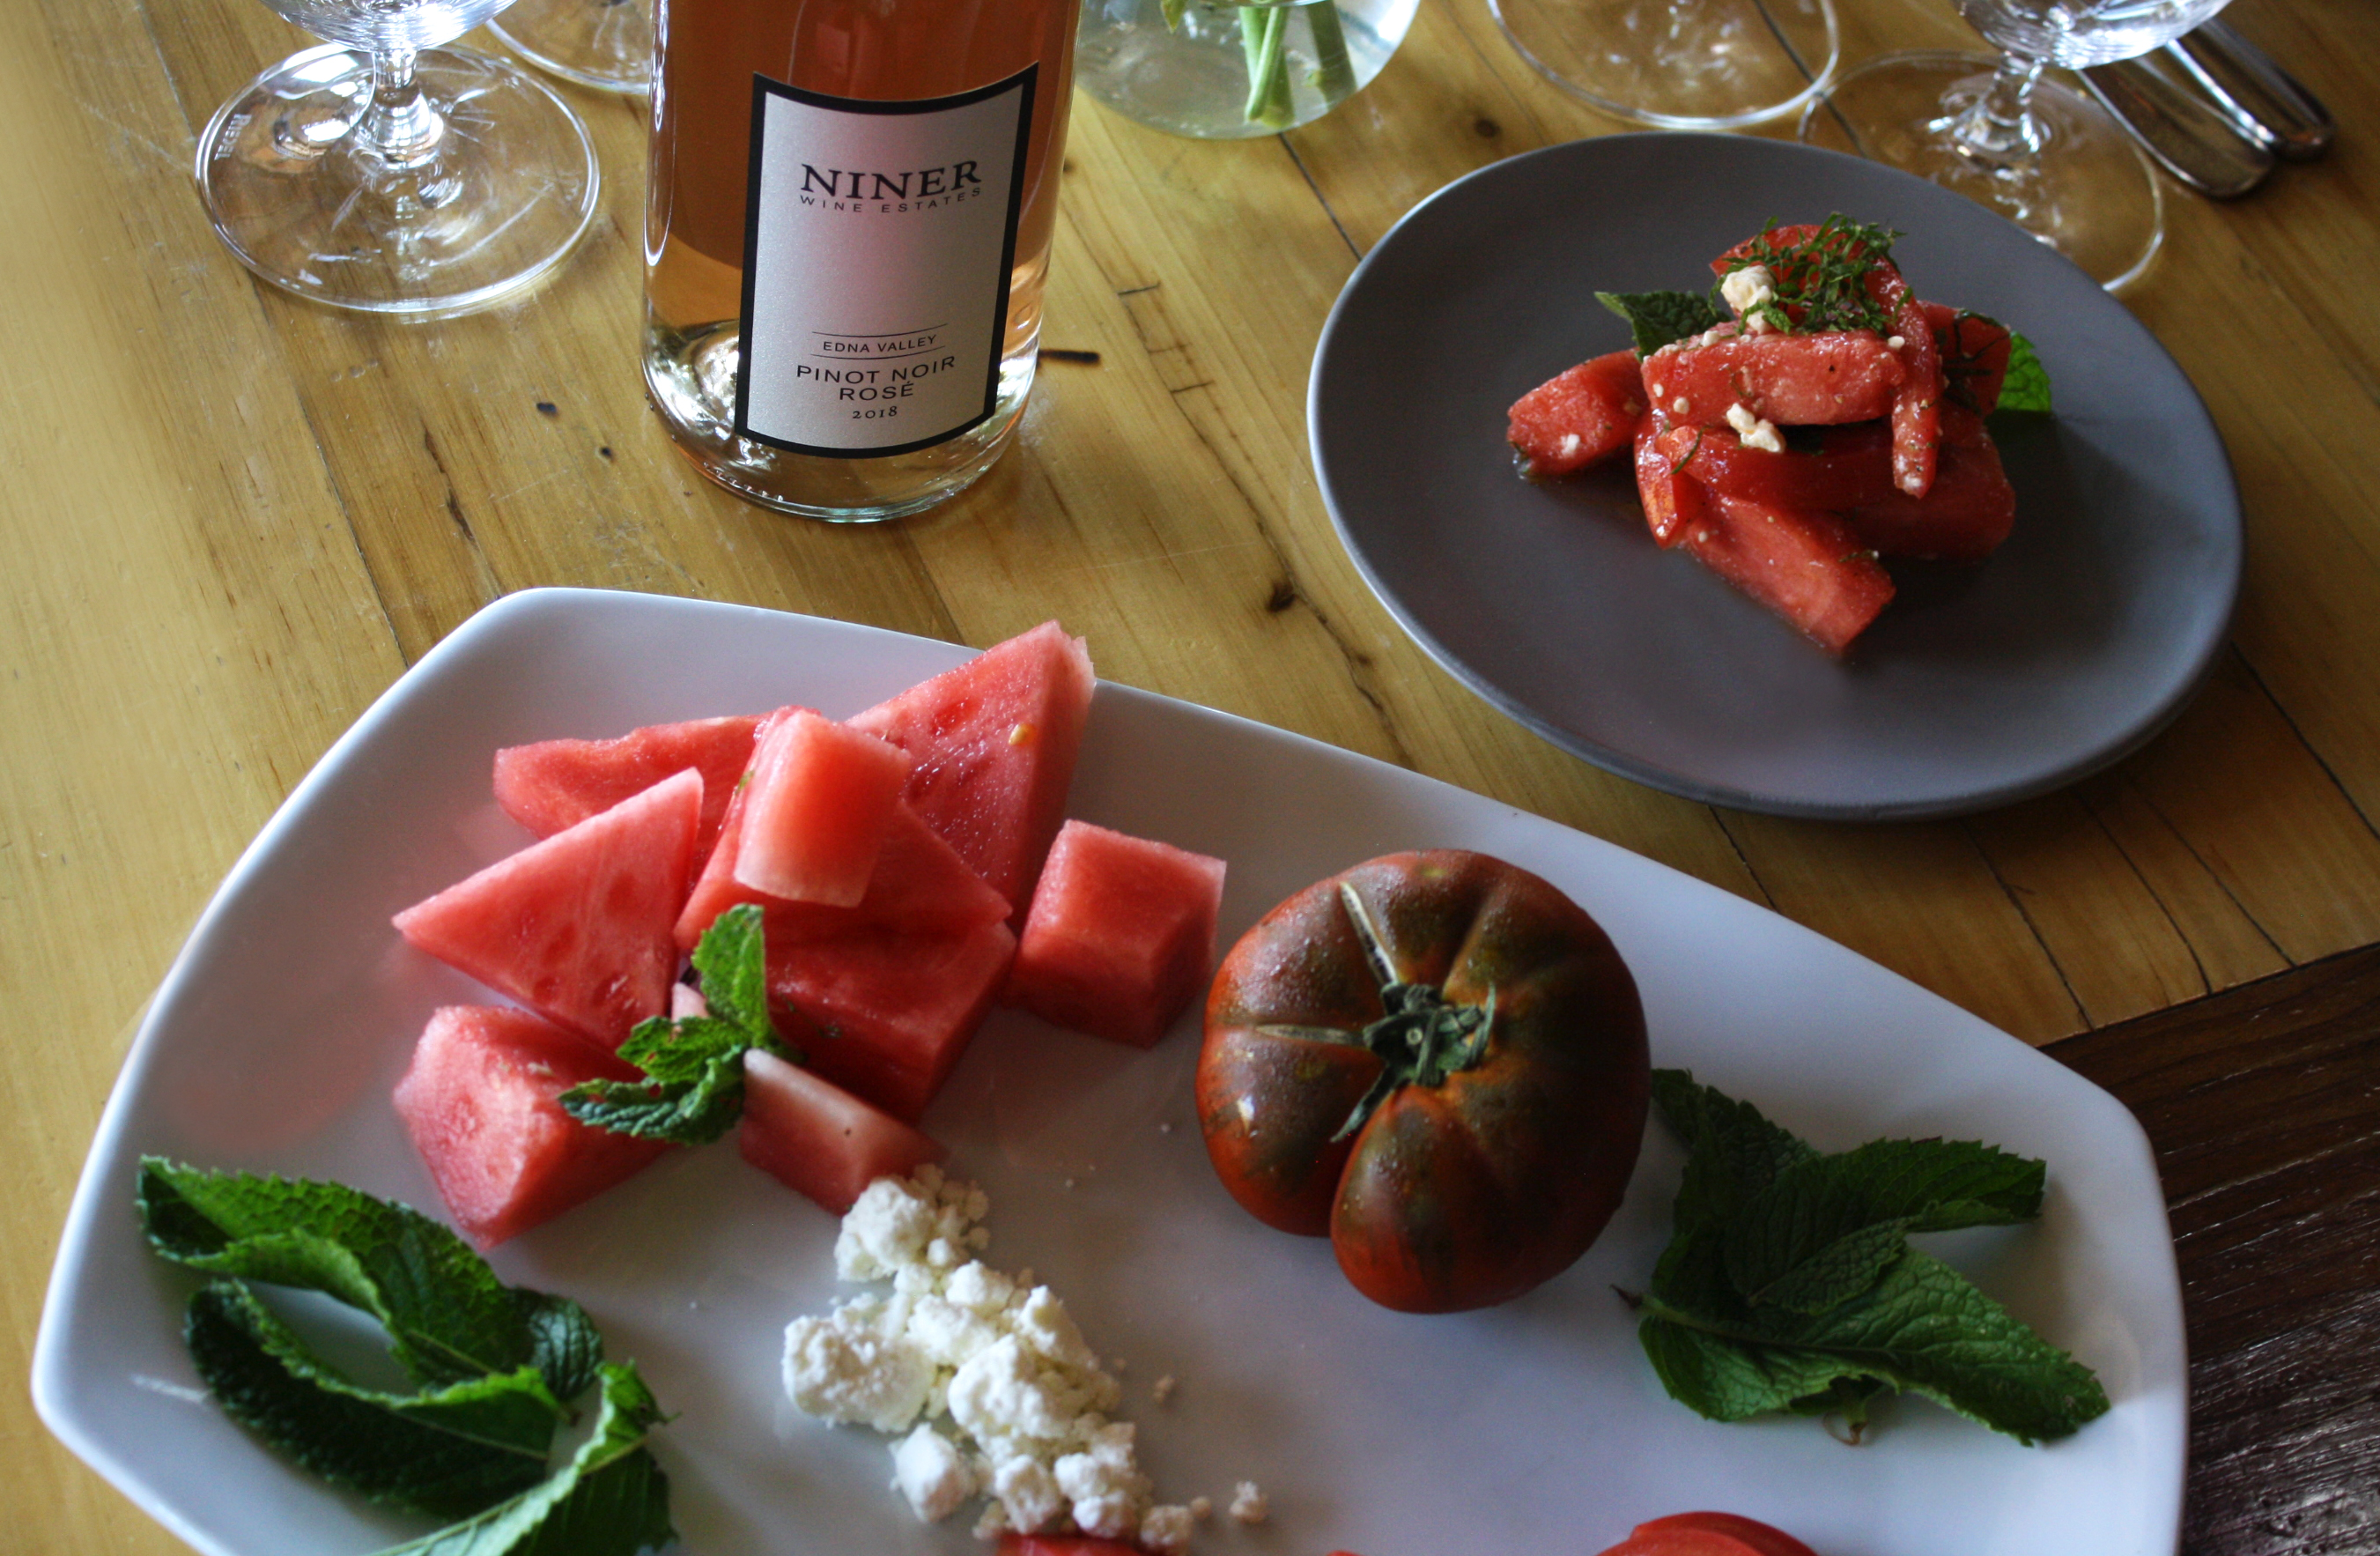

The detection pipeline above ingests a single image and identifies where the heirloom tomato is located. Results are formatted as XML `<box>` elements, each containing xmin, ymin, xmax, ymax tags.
<box><xmin>1196</xmin><ymin>851</ymin><xmax>1649</xmax><ymax>1314</ymax></box>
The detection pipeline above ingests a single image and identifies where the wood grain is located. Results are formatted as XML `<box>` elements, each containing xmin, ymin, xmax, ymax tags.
<box><xmin>5</xmin><ymin>0</ymin><xmax>2380</xmax><ymax>1548</ymax></box>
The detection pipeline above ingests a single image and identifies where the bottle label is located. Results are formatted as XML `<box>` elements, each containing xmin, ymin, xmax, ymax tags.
<box><xmin>735</xmin><ymin>67</ymin><xmax>1036</xmax><ymax>458</ymax></box>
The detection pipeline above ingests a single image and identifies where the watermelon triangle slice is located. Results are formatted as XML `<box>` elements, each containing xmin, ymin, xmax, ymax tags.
<box><xmin>847</xmin><ymin>621</ymin><xmax>1094</xmax><ymax>917</ymax></box>
<box><xmin>493</xmin><ymin>715</ymin><xmax>759</xmax><ymax>865</ymax></box>
<box><xmin>395</xmin><ymin>767</ymin><xmax>703</xmax><ymax>1047</ymax></box>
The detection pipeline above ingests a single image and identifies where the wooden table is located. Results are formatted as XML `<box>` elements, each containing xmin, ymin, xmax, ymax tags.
<box><xmin>4</xmin><ymin>0</ymin><xmax>2375</xmax><ymax>1548</ymax></box>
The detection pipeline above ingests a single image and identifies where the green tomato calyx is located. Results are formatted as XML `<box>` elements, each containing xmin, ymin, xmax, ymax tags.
<box><xmin>1330</xmin><ymin>883</ymin><xmax>1497</xmax><ymax>1141</ymax></box>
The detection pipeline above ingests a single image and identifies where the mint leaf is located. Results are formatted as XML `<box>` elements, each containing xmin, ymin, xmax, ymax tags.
<box><xmin>372</xmin><ymin>1363</ymin><xmax>676</xmax><ymax>1556</ymax></box>
<box><xmin>1637</xmin><ymin>1073</ymin><xmax>2108</xmax><ymax>1444</ymax></box>
<box><xmin>1597</xmin><ymin>290</ymin><xmax>1726</xmax><ymax>358</ymax></box>
<box><xmin>185</xmin><ymin>1281</ymin><xmax>562</xmax><ymax>1517</ymax></box>
<box><xmin>562</xmin><ymin>905</ymin><xmax>787</xmax><ymax>1145</ymax></box>
<box><xmin>139</xmin><ymin>1160</ymin><xmax>599</xmax><ymax>1397</ymax></box>
<box><xmin>1997</xmin><ymin>332</ymin><xmax>2052</xmax><ymax>414</ymax></box>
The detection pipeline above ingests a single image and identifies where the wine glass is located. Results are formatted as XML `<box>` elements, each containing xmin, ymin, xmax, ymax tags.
<box><xmin>488</xmin><ymin>0</ymin><xmax>655</xmax><ymax>94</ymax></box>
<box><xmin>1489</xmin><ymin>0</ymin><xmax>1841</xmax><ymax>130</ymax></box>
<box><xmin>196</xmin><ymin>0</ymin><xmax>602</xmax><ymax>318</ymax></box>
<box><xmin>1800</xmin><ymin>0</ymin><xmax>2230</xmax><ymax>290</ymax></box>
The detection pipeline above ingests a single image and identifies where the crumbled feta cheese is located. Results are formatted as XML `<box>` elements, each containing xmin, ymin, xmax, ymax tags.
<box><xmin>892</xmin><ymin>1425</ymin><xmax>979</xmax><ymax>1522</ymax></box>
<box><xmin>786</xmin><ymin>1172</ymin><xmax>1179</xmax><ymax>1545</ymax></box>
<box><xmin>1189</xmin><ymin>1495</ymin><xmax>1214</xmax><ymax>1521</ymax></box>
<box><xmin>1151</xmin><ymin>1374</ymin><xmax>1177</xmax><ymax>1404</ymax></box>
<box><xmin>1142</xmin><ymin>1503</ymin><xmax>1197</xmax><ymax>1553</ymax></box>
<box><xmin>1229</xmin><ymin>1481</ymin><xmax>1268</xmax><ymax>1524</ymax></box>
<box><xmin>1720</xmin><ymin>263</ymin><xmax>1776</xmax><ymax>318</ymax></box>
<box><xmin>1557</xmin><ymin>433</ymin><xmax>1581</xmax><ymax>458</ymax></box>
<box><xmin>1887</xmin><ymin>334</ymin><xmax>1906</xmax><ymax>351</ymax></box>
<box><xmin>1724</xmin><ymin>402</ymin><xmax>1785</xmax><ymax>455</ymax></box>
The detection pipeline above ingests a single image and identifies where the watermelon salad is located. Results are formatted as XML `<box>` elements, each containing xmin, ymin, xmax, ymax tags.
<box><xmin>388</xmin><ymin>621</ymin><xmax>1227</xmax><ymax>1249</ymax></box>
<box><xmin>1508</xmin><ymin>216</ymin><xmax>2037</xmax><ymax>656</ymax></box>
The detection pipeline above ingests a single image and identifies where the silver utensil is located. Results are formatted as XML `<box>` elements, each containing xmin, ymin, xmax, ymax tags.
<box><xmin>2170</xmin><ymin>19</ymin><xmax>2334</xmax><ymax>162</ymax></box>
<box><xmin>2085</xmin><ymin>47</ymin><xmax>2274</xmax><ymax>199</ymax></box>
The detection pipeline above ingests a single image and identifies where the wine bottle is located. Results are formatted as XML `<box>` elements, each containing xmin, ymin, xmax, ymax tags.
<box><xmin>643</xmin><ymin>0</ymin><xmax>1081</xmax><ymax>521</ymax></box>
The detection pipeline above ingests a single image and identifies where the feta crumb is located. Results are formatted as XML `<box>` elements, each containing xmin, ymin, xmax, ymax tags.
<box><xmin>989</xmin><ymin>1455</ymin><xmax>1068</xmax><ymax>1533</ymax></box>
<box><xmin>1887</xmin><ymin>334</ymin><xmax>1906</xmax><ymax>350</ymax></box>
<box><xmin>1724</xmin><ymin>402</ymin><xmax>1785</xmax><ymax>455</ymax></box>
<box><xmin>1151</xmin><ymin>1374</ymin><xmax>1176</xmax><ymax>1404</ymax></box>
<box><xmin>1142</xmin><ymin>1504</ymin><xmax>1197</xmax><ymax>1553</ymax></box>
<box><xmin>783</xmin><ymin>1300</ymin><xmax>932</xmax><ymax>1433</ymax></box>
<box><xmin>1230</xmin><ymin>1481</ymin><xmax>1268</xmax><ymax>1524</ymax></box>
<box><xmin>1719</xmin><ymin>263</ymin><xmax>1776</xmax><ymax>318</ymax></box>
<box><xmin>1189</xmin><ymin>1496</ymin><xmax>1214</xmax><ymax>1521</ymax></box>
<box><xmin>891</xmin><ymin>1426</ymin><xmax>979</xmax><ymax>1521</ymax></box>
<box><xmin>1556</xmin><ymin>433</ymin><xmax>1581</xmax><ymax>457</ymax></box>
<box><xmin>1670</xmin><ymin>396</ymin><xmax>1689</xmax><ymax>416</ymax></box>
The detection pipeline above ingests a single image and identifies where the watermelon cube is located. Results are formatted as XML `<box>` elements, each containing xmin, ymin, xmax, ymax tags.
<box><xmin>678</xmin><ymin>786</ymin><xmax>1011</xmax><ymax>952</ymax></box>
<box><xmin>771</xmin><ymin>917</ymin><xmax>1017</xmax><ymax>1123</ymax></box>
<box><xmin>1677</xmin><ymin>491</ymin><xmax>1896</xmax><ymax>656</ymax></box>
<box><xmin>394</xmin><ymin>767</ymin><xmax>703</xmax><ymax>1047</ymax></box>
<box><xmin>493</xmin><ymin>715</ymin><xmax>759</xmax><ymax>866</ymax></box>
<box><xmin>738</xmin><ymin>1048</ymin><xmax>947</xmax><ymax>1214</ymax></box>
<box><xmin>1005</xmin><ymin>821</ymin><xmax>1226</xmax><ymax>1048</ymax></box>
<box><xmin>392</xmin><ymin>1005</ymin><xmax>672</xmax><ymax>1249</ymax></box>
<box><xmin>847</xmin><ymin>621</ymin><xmax>1095</xmax><ymax>920</ymax></box>
<box><xmin>735</xmin><ymin>708</ymin><xmax>914</xmax><ymax>907</ymax></box>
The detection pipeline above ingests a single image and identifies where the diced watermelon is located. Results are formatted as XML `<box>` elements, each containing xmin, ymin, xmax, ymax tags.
<box><xmin>492</xmin><ymin>715</ymin><xmax>758</xmax><ymax>865</ymax></box>
<box><xmin>1643</xmin><ymin>328</ymin><xmax>1906</xmax><ymax>427</ymax></box>
<box><xmin>1655</xmin><ymin>419</ymin><xmax>1896</xmax><ymax>511</ymax></box>
<box><xmin>847</xmin><ymin>622</ymin><xmax>1094</xmax><ymax>919</ymax></box>
<box><xmin>392</xmin><ymin>1005</ymin><xmax>672</xmax><ymax>1248</ymax></box>
<box><xmin>737</xmin><ymin>1048</ymin><xmax>947</xmax><ymax>1214</ymax></box>
<box><xmin>771</xmin><ymin>917</ymin><xmax>1017</xmax><ymax>1123</ymax></box>
<box><xmin>1005</xmin><ymin>820</ymin><xmax>1226</xmax><ymax>1048</ymax></box>
<box><xmin>1635</xmin><ymin>411</ymin><xmax>1712</xmax><ymax>549</ymax></box>
<box><xmin>678</xmin><ymin>788</ymin><xmax>1011</xmax><ymax>952</ymax></box>
<box><xmin>735</xmin><ymin>709</ymin><xmax>914</xmax><ymax>907</ymax></box>
<box><xmin>395</xmin><ymin>767</ymin><xmax>702</xmax><ymax>1047</ymax></box>
<box><xmin>1844</xmin><ymin>411</ymin><xmax>2015</xmax><ymax>562</ymax></box>
<box><xmin>1508</xmin><ymin>349</ymin><xmax>1646</xmax><ymax>478</ymax></box>
<box><xmin>1677</xmin><ymin>492</ymin><xmax>1896</xmax><ymax>656</ymax></box>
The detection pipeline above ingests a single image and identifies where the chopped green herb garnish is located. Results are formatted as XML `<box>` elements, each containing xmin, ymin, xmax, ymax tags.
<box><xmin>560</xmin><ymin>904</ymin><xmax>791</xmax><ymax>1145</ymax></box>
<box><xmin>1632</xmin><ymin>1071</ymin><xmax>2108</xmax><ymax>1446</ymax></box>
<box><xmin>1598</xmin><ymin>289</ymin><xmax>1727</xmax><ymax>358</ymax></box>
<box><xmin>1718</xmin><ymin>215</ymin><xmax>1903</xmax><ymax>337</ymax></box>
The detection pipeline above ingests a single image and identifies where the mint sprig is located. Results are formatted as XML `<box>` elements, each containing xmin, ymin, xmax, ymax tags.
<box><xmin>560</xmin><ymin>904</ymin><xmax>790</xmax><ymax>1145</ymax></box>
<box><xmin>1637</xmin><ymin>1071</ymin><xmax>2108</xmax><ymax>1445</ymax></box>
<box><xmin>1997</xmin><ymin>331</ymin><xmax>2053</xmax><ymax>414</ymax></box>
<box><xmin>373</xmin><ymin>1363</ymin><xmax>676</xmax><ymax>1556</ymax></box>
<box><xmin>140</xmin><ymin>1164</ymin><xmax>675</xmax><ymax>1553</ymax></box>
<box><xmin>1597</xmin><ymin>289</ymin><xmax>1727</xmax><ymax>359</ymax></box>
<box><xmin>139</xmin><ymin>1160</ymin><xmax>599</xmax><ymax>1399</ymax></box>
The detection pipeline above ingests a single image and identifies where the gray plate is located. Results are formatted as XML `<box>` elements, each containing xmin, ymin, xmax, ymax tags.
<box><xmin>1308</xmin><ymin>132</ymin><xmax>2241</xmax><ymax>820</ymax></box>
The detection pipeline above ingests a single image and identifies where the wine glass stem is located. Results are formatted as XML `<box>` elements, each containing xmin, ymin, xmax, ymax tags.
<box><xmin>358</xmin><ymin>47</ymin><xmax>446</xmax><ymax>170</ymax></box>
<box><xmin>1949</xmin><ymin>52</ymin><xmax>2048</xmax><ymax>162</ymax></box>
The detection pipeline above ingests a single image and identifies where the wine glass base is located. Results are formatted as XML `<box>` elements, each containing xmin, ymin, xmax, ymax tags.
<box><xmin>196</xmin><ymin>44</ymin><xmax>602</xmax><ymax>319</ymax></box>
<box><xmin>1800</xmin><ymin>51</ymin><xmax>2162</xmax><ymax>291</ymax></box>
<box><xmin>1489</xmin><ymin>0</ymin><xmax>1838</xmax><ymax>130</ymax></box>
<box><xmin>487</xmin><ymin>0</ymin><xmax>654</xmax><ymax>95</ymax></box>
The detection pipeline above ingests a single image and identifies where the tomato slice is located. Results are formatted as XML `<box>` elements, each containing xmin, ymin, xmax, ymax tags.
<box><xmin>1634</xmin><ymin>1511</ymin><xmax>1822</xmax><ymax>1556</ymax></box>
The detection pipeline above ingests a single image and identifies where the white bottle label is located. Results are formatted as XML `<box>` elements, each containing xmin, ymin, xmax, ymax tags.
<box><xmin>735</xmin><ymin>68</ymin><xmax>1035</xmax><ymax>457</ymax></box>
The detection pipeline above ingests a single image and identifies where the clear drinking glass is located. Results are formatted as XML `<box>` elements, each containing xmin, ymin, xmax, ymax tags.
<box><xmin>196</xmin><ymin>0</ymin><xmax>602</xmax><ymax>318</ymax></box>
<box><xmin>1075</xmin><ymin>0</ymin><xmax>1420</xmax><ymax>139</ymax></box>
<box><xmin>489</xmin><ymin>0</ymin><xmax>656</xmax><ymax>93</ymax></box>
<box><xmin>1489</xmin><ymin>0</ymin><xmax>1840</xmax><ymax>130</ymax></box>
<box><xmin>1800</xmin><ymin>0</ymin><xmax>2231</xmax><ymax>289</ymax></box>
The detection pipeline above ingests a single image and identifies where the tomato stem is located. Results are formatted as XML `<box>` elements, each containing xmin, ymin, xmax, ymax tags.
<box><xmin>1329</xmin><ymin>884</ymin><xmax>1497</xmax><ymax>1141</ymax></box>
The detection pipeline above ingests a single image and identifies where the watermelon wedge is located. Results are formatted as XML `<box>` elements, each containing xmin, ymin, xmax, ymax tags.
<box><xmin>1006</xmin><ymin>820</ymin><xmax>1226</xmax><ymax>1048</ymax></box>
<box><xmin>735</xmin><ymin>708</ymin><xmax>914</xmax><ymax>907</ymax></box>
<box><xmin>493</xmin><ymin>715</ymin><xmax>758</xmax><ymax>865</ymax></box>
<box><xmin>771</xmin><ymin>917</ymin><xmax>1017</xmax><ymax>1123</ymax></box>
<box><xmin>1678</xmin><ymin>493</ymin><xmax>1896</xmax><ymax>656</ymax></box>
<box><xmin>738</xmin><ymin>1048</ymin><xmax>947</xmax><ymax>1214</ymax></box>
<box><xmin>393</xmin><ymin>1005</ymin><xmax>672</xmax><ymax>1249</ymax></box>
<box><xmin>395</xmin><ymin>767</ymin><xmax>703</xmax><ymax>1047</ymax></box>
<box><xmin>847</xmin><ymin>621</ymin><xmax>1095</xmax><ymax>919</ymax></box>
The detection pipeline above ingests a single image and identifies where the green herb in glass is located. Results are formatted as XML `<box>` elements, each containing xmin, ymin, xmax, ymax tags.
<box><xmin>1162</xmin><ymin>0</ymin><xmax>1358</xmax><ymax>130</ymax></box>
